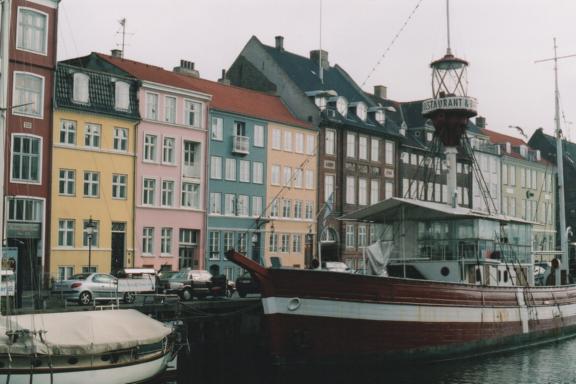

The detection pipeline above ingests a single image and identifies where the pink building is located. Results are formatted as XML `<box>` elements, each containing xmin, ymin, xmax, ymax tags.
<box><xmin>97</xmin><ymin>54</ymin><xmax>212</xmax><ymax>271</ymax></box>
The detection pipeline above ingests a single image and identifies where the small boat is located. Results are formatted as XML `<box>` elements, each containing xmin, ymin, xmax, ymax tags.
<box><xmin>0</xmin><ymin>309</ymin><xmax>174</xmax><ymax>383</ymax></box>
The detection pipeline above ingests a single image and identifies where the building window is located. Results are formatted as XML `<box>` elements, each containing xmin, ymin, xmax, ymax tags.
<box><xmin>294</xmin><ymin>200</ymin><xmax>302</xmax><ymax>219</ymax></box>
<box><xmin>59</xmin><ymin>169</ymin><xmax>75</xmax><ymax>196</ymax></box>
<box><xmin>272</xmin><ymin>128</ymin><xmax>281</xmax><ymax>149</ymax></box>
<box><xmin>161</xmin><ymin>228</ymin><xmax>173</xmax><ymax>255</ymax></box>
<box><xmin>142</xmin><ymin>178</ymin><xmax>156</xmax><ymax>205</ymax></box>
<box><xmin>252</xmin><ymin>196</ymin><xmax>263</xmax><ymax>217</ymax></box>
<box><xmin>282</xmin><ymin>199</ymin><xmax>292</xmax><ymax>218</ymax></box>
<box><xmin>210</xmin><ymin>192</ymin><xmax>221</xmax><ymax>214</ymax></box>
<box><xmin>358</xmin><ymin>225</ymin><xmax>367</xmax><ymax>247</ymax></box>
<box><xmin>181</xmin><ymin>182</ymin><xmax>200</xmax><ymax>209</ymax></box>
<box><xmin>225</xmin><ymin>158</ymin><xmax>236</xmax><ymax>181</ymax></box>
<box><xmin>72</xmin><ymin>73</ymin><xmax>89</xmax><ymax>104</ymax></box>
<box><xmin>306</xmin><ymin>135</ymin><xmax>315</xmax><ymax>155</ymax></box>
<box><xmin>112</xmin><ymin>174</ymin><xmax>127</xmax><ymax>199</ymax></box>
<box><xmin>83</xmin><ymin>220</ymin><xmax>99</xmax><ymax>247</ymax></box>
<box><xmin>17</xmin><ymin>8</ymin><xmax>47</xmax><ymax>54</ymax></box>
<box><xmin>254</xmin><ymin>125</ymin><xmax>264</xmax><ymax>147</ymax></box>
<box><xmin>115</xmin><ymin>81</ymin><xmax>130</xmax><ymax>111</ymax></box>
<box><xmin>146</xmin><ymin>93</ymin><xmax>158</xmax><ymax>120</ymax></box>
<box><xmin>385</xmin><ymin>182</ymin><xmax>394</xmax><ymax>199</ymax></box>
<box><xmin>164</xmin><ymin>96</ymin><xmax>176</xmax><ymax>123</ymax></box>
<box><xmin>305</xmin><ymin>201</ymin><xmax>314</xmax><ymax>219</ymax></box>
<box><xmin>237</xmin><ymin>195</ymin><xmax>249</xmax><ymax>216</ymax></box>
<box><xmin>305</xmin><ymin>170</ymin><xmax>314</xmax><ymax>189</ymax></box>
<box><xmin>239</xmin><ymin>160</ymin><xmax>250</xmax><ymax>182</ymax></box>
<box><xmin>14</xmin><ymin>72</ymin><xmax>44</xmax><ymax>117</ymax></box>
<box><xmin>345</xmin><ymin>225</ymin><xmax>355</xmax><ymax>248</ymax></box>
<box><xmin>60</xmin><ymin>120</ymin><xmax>76</xmax><ymax>145</ymax></box>
<box><xmin>347</xmin><ymin>133</ymin><xmax>356</xmax><ymax>158</ymax></box>
<box><xmin>113</xmin><ymin>127</ymin><xmax>128</xmax><ymax>151</ymax></box>
<box><xmin>359</xmin><ymin>136</ymin><xmax>368</xmax><ymax>160</ymax></box>
<box><xmin>142</xmin><ymin>227</ymin><xmax>154</xmax><ymax>255</ymax></box>
<box><xmin>385</xmin><ymin>141</ymin><xmax>394</xmax><ymax>165</ymax></box>
<box><xmin>83</xmin><ymin>171</ymin><xmax>99</xmax><ymax>197</ymax></box>
<box><xmin>58</xmin><ymin>266</ymin><xmax>74</xmax><ymax>281</ymax></box>
<box><xmin>358</xmin><ymin>178</ymin><xmax>367</xmax><ymax>206</ymax></box>
<box><xmin>294</xmin><ymin>132</ymin><xmax>304</xmax><ymax>153</ymax></box>
<box><xmin>371</xmin><ymin>179</ymin><xmax>379</xmax><ymax>205</ymax></box>
<box><xmin>325</xmin><ymin>130</ymin><xmax>336</xmax><ymax>155</ymax></box>
<box><xmin>184</xmin><ymin>100</ymin><xmax>202</xmax><ymax>127</ymax></box>
<box><xmin>346</xmin><ymin>176</ymin><xmax>356</xmax><ymax>204</ymax></box>
<box><xmin>280</xmin><ymin>234</ymin><xmax>290</xmax><ymax>253</ymax></box>
<box><xmin>269</xmin><ymin>233</ymin><xmax>278</xmax><ymax>252</ymax></box>
<box><xmin>161</xmin><ymin>180</ymin><xmax>174</xmax><ymax>207</ymax></box>
<box><xmin>223</xmin><ymin>232</ymin><xmax>234</xmax><ymax>252</ymax></box>
<box><xmin>283</xmin><ymin>131</ymin><xmax>293</xmax><ymax>151</ymax></box>
<box><xmin>224</xmin><ymin>194</ymin><xmax>236</xmax><ymax>216</ymax></box>
<box><xmin>209</xmin><ymin>231</ymin><xmax>220</xmax><ymax>260</ymax></box>
<box><xmin>58</xmin><ymin>219</ymin><xmax>74</xmax><ymax>247</ymax></box>
<box><xmin>211</xmin><ymin>117</ymin><xmax>223</xmax><ymax>140</ymax></box>
<box><xmin>271</xmin><ymin>165</ymin><xmax>281</xmax><ymax>185</ymax></box>
<box><xmin>371</xmin><ymin>138</ymin><xmax>379</xmax><ymax>162</ymax></box>
<box><xmin>253</xmin><ymin>162</ymin><xmax>263</xmax><ymax>184</ymax></box>
<box><xmin>183</xmin><ymin>141</ymin><xmax>200</xmax><ymax>177</ymax></box>
<box><xmin>84</xmin><ymin>123</ymin><xmax>101</xmax><ymax>148</ymax></box>
<box><xmin>144</xmin><ymin>134</ymin><xmax>157</xmax><ymax>161</ymax></box>
<box><xmin>325</xmin><ymin>174</ymin><xmax>335</xmax><ymax>202</ymax></box>
<box><xmin>237</xmin><ymin>232</ymin><xmax>248</xmax><ymax>253</ymax></box>
<box><xmin>210</xmin><ymin>156</ymin><xmax>222</xmax><ymax>179</ymax></box>
<box><xmin>294</xmin><ymin>168</ymin><xmax>303</xmax><ymax>188</ymax></box>
<box><xmin>283</xmin><ymin>167</ymin><xmax>292</xmax><ymax>187</ymax></box>
<box><xmin>159</xmin><ymin>137</ymin><xmax>174</xmax><ymax>164</ymax></box>
<box><xmin>291</xmin><ymin>234</ymin><xmax>302</xmax><ymax>254</ymax></box>
<box><xmin>11</xmin><ymin>135</ymin><xmax>41</xmax><ymax>183</ymax></box>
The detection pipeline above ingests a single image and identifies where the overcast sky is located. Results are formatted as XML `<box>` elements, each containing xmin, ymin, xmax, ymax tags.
<box><xmin>58</xmin><ymin>0</ymin><xmax>576</xmax><ymax>141</ymax></box>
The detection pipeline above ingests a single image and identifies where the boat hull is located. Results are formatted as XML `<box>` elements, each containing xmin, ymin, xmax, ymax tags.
<box><xmin>0</xmin><ymin>350</ymin><xmax>171</xmax><ymax>384</ymax></box>
<box><xmin>225</xmin><ymin>250</ymin><xmax>576</xmax><ymax>365</ymax></box>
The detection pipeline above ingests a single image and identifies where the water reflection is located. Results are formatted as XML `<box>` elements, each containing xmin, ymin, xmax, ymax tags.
<box><xmin>155</xmin><ymin>337</ymin><xmax>576</xmax><ymax>384</ymax></box>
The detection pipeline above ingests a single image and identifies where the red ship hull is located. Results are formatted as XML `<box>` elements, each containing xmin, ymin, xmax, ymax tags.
<box><xmin>227</xmin><ymin>250</ymin><xmax>576</xmax><ymax>365</ymax></box>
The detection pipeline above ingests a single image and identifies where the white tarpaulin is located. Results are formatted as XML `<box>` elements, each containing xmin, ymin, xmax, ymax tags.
<box><xmin>366</xmin><ymin>241</ymin><xmax>393</xmax><ymax>276</ymax></box>
<box><xmin>0</xmin><ymin>309</ymin><xmax>171</xmax><ymax>356</ymax></box>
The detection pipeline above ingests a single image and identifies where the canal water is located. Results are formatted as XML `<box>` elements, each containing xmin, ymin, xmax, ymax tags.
<box><xmin>155</xmin><ymin>336</ymin><xmax>576</xmax><ymax>384</ymax></box>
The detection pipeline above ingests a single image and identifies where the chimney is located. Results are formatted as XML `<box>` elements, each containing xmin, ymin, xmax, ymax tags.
<box><xmin>111</xmin><ymin>49</ymin><xmax>123</xmax><ymax>58</ymax></box>
<box><xmin>275</xmin><ymin>35</ymin><xmax>284</xmax><ymax>51</ymax></box>
<box><xmin>173</xmin><ymin>60</ymin><xmax>200</xmax><ymax>78</ymax></box>
<box><xmin>218</xmin><ymin>69</ymin><xmax>230</xmax><ymax>85</ymax></box>
<box><xmin>373</xmin><ymin>85</ymin><xmax>387</xmax><ymax>99</ymax></box>
<box><xmin>310</xmin><ymin>50</ymin><xmax>329</xmax><ymax>70</ymax></box>
<box><xmin>475</xmin><ymin>116</ymin><xmax>486</xmax><ymax>129</ymax></box>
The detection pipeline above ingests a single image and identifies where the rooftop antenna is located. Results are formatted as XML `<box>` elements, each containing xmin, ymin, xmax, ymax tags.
<box><xmin>445</xmin><ymin>0</ymin><xmax>452</xmax><ymax>55</ymax></box>
<box><xmin>535</xmin><ymin>38</ymin><xmax>576</xmax><ymax>286</ymax></box>
<box><xmin>116</xmin><ymin>18</ymin><xmax>133</xmax><ymax>58</ymax></box>
<box><xmin>319</xmin><ymin>0</ymin><xmax>323</xmax><ymax>84</ymax></box>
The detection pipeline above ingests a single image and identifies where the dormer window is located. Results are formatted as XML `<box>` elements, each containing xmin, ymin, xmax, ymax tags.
<box><xmin>374</xmin><ymin>110</ymin><xmax>385</xmax><ymax>124</ymax></box>
<box><xmin>72</xmin><ymin>73</ymin><xmax>89</xmax><ymax>104</ymax></box>
<box><xmin>114</xmin><ymin>81</ymin><xmax>130</xmax><ymax>111</ymax></box>
<box><xmin>353</xmin><ymin>102</ymin><xmax>368</xmax><ymax>121</ymax></box>
<box><xmin>520</xmin><ymin>145</ymin><xmax>528</xmax><ymax>158</ymax></box>
<box><xmin>335</xmin><ymin>96</ymin><xmax>348</xmax><ymax>117</ymax></box>
<box><xmin>315</xmin><ymin>96</ymin><xmax>327</xmax><ymax>110</ymax></box>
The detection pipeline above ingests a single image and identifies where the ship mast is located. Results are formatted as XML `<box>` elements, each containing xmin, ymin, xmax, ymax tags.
<box><xmin>422</xmin><ymin>0</ymin><xmax>477</xmax><ymax>208</ymax></box>
<box><xmin>535</xmin><ymin>39</ymin><xmax>576</xmax><ymax>285</ymax></box>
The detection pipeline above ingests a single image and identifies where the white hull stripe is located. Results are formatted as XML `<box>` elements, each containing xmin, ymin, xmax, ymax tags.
<box><xmin>263</xmin><ymin>297</ymin><xmax>576</xmax><ymax>324</ymax></box>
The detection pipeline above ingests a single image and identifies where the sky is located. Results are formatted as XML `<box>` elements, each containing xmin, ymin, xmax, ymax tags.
<box><xmin>58</xmin><ymin>0</ymin><xmax>576</xmax><ymax>141</ymax></box>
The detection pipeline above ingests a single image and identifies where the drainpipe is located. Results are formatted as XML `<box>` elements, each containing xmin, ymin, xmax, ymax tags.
<box><xmin>0</xmin><ymin>0</ymin><xmax>11</xmax><ymax>262</ymax></box>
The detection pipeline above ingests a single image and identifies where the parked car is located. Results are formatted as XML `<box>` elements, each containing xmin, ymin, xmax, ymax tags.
<box><xmin>52</xmin><ymin>273</ymin><xmax>118</xmax><ymax>305</ymax></box>
<box><xmin>156</xmin><ymin>270</ymin><xmax>181</xmax><ymax>293</ymax></box>
<box><xmin>166</xmin><ymin>270</ymin><xmax>213</xmax><ymax>301</ymax></box>
<box><xmin>322</xmin><ymin>262</ymin><xmax>352</xmax><ymax>273</ymax></box>
<box><xmin>235</xmin><ymin>272</ymin><xmax>260</xmax><ymax>298</ymax></box>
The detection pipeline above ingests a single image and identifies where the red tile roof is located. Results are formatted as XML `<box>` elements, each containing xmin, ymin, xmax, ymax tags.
<box><xmin>95</xmin><ymin>53</ymin><xmax>312</xmax><ymax>129</ymax></box>
<box><xmin>481</xmin><ymin>128</ymin><xmax>526</xmax><ymax>146</ymax></box>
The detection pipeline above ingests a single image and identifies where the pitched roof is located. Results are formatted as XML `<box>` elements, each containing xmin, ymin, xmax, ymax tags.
<box><xmin>529</xmin><ymin>128</ymin><xmax>576</xmax><ymax>169</ymax></box>
<box><xmin>92</xmin><ymin>53</ymin><xmax>312</xmax><ymax>129</ymax></box>
<box><xmin>54</xmin><ymin>63</ymin><xmax>140</xmax><ymax>120</ymax></box>
<box><xmin>481</xmin><ymin>128</ymin><xmax>526</xmax><ymax>146</ymax></box>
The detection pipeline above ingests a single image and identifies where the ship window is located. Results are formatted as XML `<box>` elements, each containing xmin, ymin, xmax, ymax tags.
<box><xmin>440</xmin><ymin>267</ymin><xmax>450</xmax><ymax>276</ymax></box>
<box><xmin>504</xmin><ymin>270</ymin><xmax>509</xmax><ymax>283</ymax></box>
<box><xmin>475</xmin><ymin>268</ymin><xmax>482</xmax><ymax>282</ymax></box>
<box><xmin>68</xmin><ymin>357</ymin><xmax>78</xmax><ymax>365</ymax></box>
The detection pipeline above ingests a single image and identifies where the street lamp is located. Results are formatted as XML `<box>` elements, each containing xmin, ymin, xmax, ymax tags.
<box><xmin>305</xmin><ymin>226</ymin><xmax>314</xmax><ymax>267</ymax></box>
<box><xmin>85</xmin><ymin>217</ymin><xmax>96</xmax><ymax>272</ymax></box>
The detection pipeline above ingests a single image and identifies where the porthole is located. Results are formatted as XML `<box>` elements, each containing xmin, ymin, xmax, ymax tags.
<box><xmin>440</xmin><ymin>267</ymin><xmax>450</xmax><ymax>276</ymax></box>
<box><xmin>287</xmin><ymin>298</ymin><xmax>302</xmax><ymax>311</ymax></box>
<box><xmin>504</xmin><ymin>271</ymin><xmax>509</xmax><ymax>283</ymax></box>
<box><xmin>68</xmin><ymin>357</ymin><xmax>78</xmax><ymax>365</ymax></box>
<box><xmin>101</xmin><ymin>355</ymin><xmax>110</xmax><ymax>362</ymax></box>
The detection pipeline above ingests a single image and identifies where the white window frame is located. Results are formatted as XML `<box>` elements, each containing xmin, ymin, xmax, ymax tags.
<box><xmin>239</xmin><ymin>160</ymin><xmax>250</xmax><ymax>183</ymax></box>
<box><xmin>254</xmin><ymin>125</ymin><xmax>264</xmax><ymax>147</ymax></box>
<box><xmin>370</xmin><ymin>179</ymin><xmax>379</xmax><ymax>205</ymax></box>
<box><xmin>57</xmin><ymin>219</ymin><xmax>74</xmax><ymax>247</ymax></box>
<box><xmin>142</xmin><ymin>178</ymin><xmax>156</xmax><ymax>206</ymax></box>
<box><xmin>325</xmin><ymin>174</ymin><xmax>335</xmax><ymax>202</ymax></box>
<box><xmin>385</xmin><ymin>140</ymin><xmax>394</xmax><ymax>165</ymax></box>
<box><xmin>210</xmin><ymin>192</ymin><xmax>221</xmax><ymax>214</ymax></box>
<box><xmin>181</xmin><ymin>182</ymin><xmax>200</xmax><ymax>209</ymax></box>
<box><xmin>371</xmin><ymin>138</ymin><xmax>379</xmax><ymax>162</ymax></box>
<box><xmin>210</xmin><ymin>156</ymin><xmax>222</xmax><ymax>179</ymax></box>
<box><xmin>224</xmin><ymin>194</ymin><xmax>236</xmax><ymax>216</ymax></box>
<box><xmin>84</xmin><ymin>123</ymin><xmax>101</xmax><ymax>148</ymax></box>
<box><xmin>115</xmin><ymin>81</ymin><xmax>130</xmax><ymax>111</ymax></box>
<box><xmin>142</xmin><ymin>227</ymin><xmax>154</xmax><ymax>255</ymax></box>
<box><xmin>16</xmin><ymin>7</ymin><xmax>48</xmax><ymax>55</ymax></box>
<box><xmin>164</xmin><ymin>95</ymin><xmax>176</xmax><ymax>124</ymax></box>
<box><xmin>60</xmin><ymin>119</ymin><xmax>76</xmax><ymax>145</ymax></box>
<box><xmin>112</xmin><ymin>174</ymin><xmax>127</xmax><ymax>199</ymax></box>
<box><xmin>252</xmin><ymin>162</ymin><xmax>263</xmax><ymax>184</ymax></box>
<box><xmin>72</xmin><ymin>73</ymin><xmax>89</xmax><ymax>104</ymax></box>
<box><xmin>294</xmin><ymin>132</ymin><xmax>304</xmax><ymax>153</ymax></box>
<box><xmin>306</xmin><ymin>134</ymin><xmax>315</xmax><ymax>155</ymax></box>
<box><xmin>283</xmin><ymin>167</ymin><xmax>292</xmax><ymax>187</ymax></box>
<box><xmin>83</xmin><ymin>171</ymin><xmax>100</xmax><ymax>198</ymax></box>
<box><xmin>325</xmin><ymin>129</ymin><xmax>336</xmax><ymax>155</ymax></box>
<box><xmin>252</xmin><ymin>196</ymin><xmax>262</xmax><ymax>217</ymax></box>
<box><xmin>271</xmin><ymin>165</ymin><xmax>281</xmax><ymax>186</ymax></box>
<box><xmin>12</xmin><ymin>71</ymin><xmax>45</xmax><ymax>119</ymax></box>
<box><xmin>237</xmin><ymin>195</ymin><xmax>249</xmax><ymax>216</ymax></box>
<box><xmin>162</xmin><ymin>137</ymin><xmax>175</xmax><ymax>164</ymax></box>
<box><xmin>143</xmin><ymin>134</ymin><xmax>158</xmax><ymax>162</ymax></box>
<box><xmin>146</xmin><ymin>92</ymin><xmax>159</xmax><ymax>120</ymax></box>
<box><xmin>358</xmin><ymin>178</ymin><xmax>367</xmax><ymax>206</ymax></box>
<box><xmin>346</xmin><ymin>176</ymin><xmax>356</xmax><ymax>204</ymax></box>
<box><xmin>346</xmin><ymin>133</ymin><xmax>356</xmax><ymax>158</ymax></box>
<box><xmin>359</xmin><ymin>136</ymin><xmax>368</xmax><ymax>160</ymax></box>
<box><xmin>225</xmin><ymin>158</ymin><xmax>236</xmax><ymax>181</ymax></box>
<box><xmin>10</xmin><ymin>134</ymin><xmax>42</xmax><ymax>184</ymax></box>
<box><xmin>160</xmin><ymin>227</ymin><xmax>173</xmax><ymax>256</ymax></box>
<box><xmin>59</xmin><ymin>169</ymin><xmax>75</xmax><ymax>196</ymax></box>
<box><xmin>161</xmin><ymin>179</ymin><xmax>175</xmax><ymax>207</ymax></box>
<box><xmin>184</xmin><ymin>99</ymin><xmax>202</xmax><ymax>128</ymax></box>
<box><xmin>294</xmin><ymin>168</ymin><xmax>303</xmax><ymax>188</ymax></box>
<box><xmin>305</xmin><ymin>170</ymin><xmax>314</xmax><ymax>190</ymax></box>
<box><xmin>113</xmin><ymin>127</ymin><xmax>128</xmax><ymax>152</ymax></box>
<box><xmin>272</xmin><ymin>128</ymin><xmax>282</xmax><ymax>150</ymax></box>
<box><xmin>211</xmin><ymin>117</ymin><xmax>223</xmax><ymax>141</ymax></box>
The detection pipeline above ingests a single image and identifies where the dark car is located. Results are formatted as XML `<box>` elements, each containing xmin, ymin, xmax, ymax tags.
<box><xmin>235</xmin><ymin>272</ymin><xmax>260</xmax><ymax>298</ymax></box>
<box><xmin>157</xmin><ymin>270</ymin><xmax>180</xmax><ymax>293</ymax></box>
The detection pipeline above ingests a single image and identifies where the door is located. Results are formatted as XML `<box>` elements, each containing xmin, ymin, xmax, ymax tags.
<box><xmin>111</xmin><ymin>223</ymin><xmax>126</xmax><ymax>275</ymax></box>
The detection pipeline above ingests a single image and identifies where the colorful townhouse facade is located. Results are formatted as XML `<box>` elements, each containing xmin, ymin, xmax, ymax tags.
<box><xmin>50</xmin><ymin>62</ymin><xmax>139</xmax><ymax>279</ymax></box>
<box><xmin>86</xmin><ymin>54</ymin><xmax>212</xmax><ymax>272</ymax></box>
<box><xmin>484</xmin><ymin>128</ymin><xmax>557</xmax><ymax>258</ymax></box>
<box><xmin>227</xmin><ymin>35</ymin><xmax>400</xmax><ymax>269</ymax></box>
<box><xmin>3</xmin><ymin>0</ymin><xmax>59</xmax><ymax>290</ymax></box>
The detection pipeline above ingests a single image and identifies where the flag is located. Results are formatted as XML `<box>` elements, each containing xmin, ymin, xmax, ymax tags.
<box><xmin>318</xmin><ymin>192</ymin><xmax>334</xmax><ymax>234</ymax></box>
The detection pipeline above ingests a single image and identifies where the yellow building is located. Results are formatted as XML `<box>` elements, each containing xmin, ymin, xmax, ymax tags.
<box><xmin>49</xmin><ymin>63</ymin><xmax>139</xmax><ymax>280</ymax></box>
<box><xmin>264</xmin><ymin>122</ymin><xmax>318</xmax><ymax>268</ymax></box>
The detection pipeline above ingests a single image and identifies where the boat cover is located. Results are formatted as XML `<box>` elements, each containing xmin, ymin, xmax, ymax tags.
<box><xmin>0</xmin><ymin>309</ymin><xmax>171</xmax><ymax>356</ymax></box>
<box><xmin>366</xmin><ymin>241</ymin><xmax>393</xmax><ymax>276</ymax></box>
